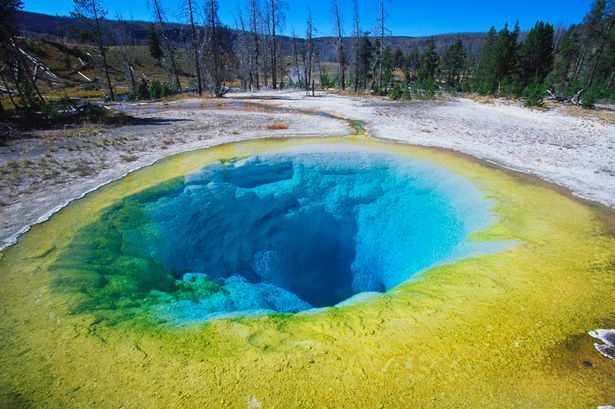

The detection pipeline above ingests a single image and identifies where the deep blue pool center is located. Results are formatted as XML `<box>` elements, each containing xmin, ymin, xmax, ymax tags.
<box><xmin>128</xmin><ymin>149</ymin><xmax>495</xmax><ymax>322</ymax></box>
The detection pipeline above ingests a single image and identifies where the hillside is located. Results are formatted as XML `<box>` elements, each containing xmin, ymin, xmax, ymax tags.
<box><xmin>16</xmin><ymin>10</ymin><xmax>487</xmax><ymax>61</ymax></box>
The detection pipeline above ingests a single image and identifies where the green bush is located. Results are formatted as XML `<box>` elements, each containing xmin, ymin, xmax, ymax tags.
<box><xmin>320</xmin><ymin>67</ymin><xmax>335</xmax><ymax>89</ymax></box>
<box><xmin>388</xmin><ymin>83</ymin><xmax>402</xmax><ymax>100</ymax></box>
<box><xmin>581</xmin><ymin>87</ymin><xmax>601</xmax><ymax>109</ymax></box>
<box><xmin>149</xmin><ymin>80</ymin><xmax>164</xmax><ymax>99</ymax></box>
<box><xmin>148</xmin><ymin>80</ymin><xmax>178</xmax><ymax>99</ymax></box>
<box><xmin>523</xmin><ymin>79</ymin><xmax>548</xmax><ymax>107</ymax></box>
<box><xmin>401</xmin><ymin>84</ymin><xmax>411</xmax><ymax>100</ymax></box>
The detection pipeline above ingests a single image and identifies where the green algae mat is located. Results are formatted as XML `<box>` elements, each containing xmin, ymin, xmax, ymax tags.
<box><xmin>0</xmin><ymin>135</ymin><xmax>613</xmax><ymax>408</ymax></box>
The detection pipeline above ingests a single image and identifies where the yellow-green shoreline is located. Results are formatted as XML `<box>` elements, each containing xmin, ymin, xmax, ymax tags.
<box><xmin>1</xmin><ymin>135</ymin><xmax>614</xmax><ymax>408</ymax></box>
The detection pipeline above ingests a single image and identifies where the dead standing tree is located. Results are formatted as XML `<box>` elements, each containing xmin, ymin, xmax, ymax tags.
<box><xmin>265</xmin><ymin>0</ymin><xmax>287</xmax><ymax>89</ymax></box>
<box><xmin>303</xmin><ymin>8</ymin><xmax>315</xmax><ymax>94</ymax></box>
<box><xmin>182</xmin><ymin>0</ymin><xmax>203</xmax><ymax>95</ymax></box>
<box><xmin>234</xmin><ymin>4</ymin><xmax>253</xmax><ymax>90</ymax></box>
<box><xmin>375</xmin><ymin>0</ymin><xmax>390</xmax><ymax>91</ymax></box>
<box><xmin>149</xmin><ymin>0</ymin><xmax>182</xmax><ymax>90</ymax></box>
<box><xmin>352</xmin><ymin>0</ymin><xmax>361</xmax><ymax>92</ymax></box>
<box><xmin>116</xmin><ymin>12</ymin><xmax>138</xmax><ymax>96</ymax></box>
<box><xmin>248</xmin><ymin>0</ymin><xmax>262</xmax><ymax>90</ymax></box>
<box><xmin>331</xmin><ymin>0</ymin><xmax>346</xmax><ymax>90</ymax></box>
<box><xmin>73</xmin><ymin>0</ymin><xmax>115</xmax><ymax>100</ymax></box>
<box><xmin>202</xmin><ymin>0</ymin><xmax>226</xmax><ymax>97</ymax></box>
<box><xmin>586</xmin><ymin>0</ymin><xmax>615</xmax><ymax>88</ymax></box>
<box><xmin>290</xmin><ymin>26</ymin><xmax>303</xmax><ymax>87</ymax></box>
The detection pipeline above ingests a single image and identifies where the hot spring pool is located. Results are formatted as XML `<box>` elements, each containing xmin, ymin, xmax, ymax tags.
<box><xmin>3</xmin><ymin>137</ymin><xmax>614</xmax><ymax>409</ymax></box>
<box><xmin>52</xmin><ymin>147</ymin><xmax>503</xmax><ymax>324</ymax></box>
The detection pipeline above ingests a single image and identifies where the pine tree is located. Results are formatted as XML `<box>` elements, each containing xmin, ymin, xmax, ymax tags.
<box><xmin>553</xmin><ymin>24</ymin><xmax>582</xmax><ymax>92</ymax></box>
<box><xmin>476</xmin><ymin>26</ymin><xmax>498</xmax><ymax>94</ymax></box>
<box><xmin>393</xmin><ymin>48</ymin><xmax>404</xmax><ymax>69</ymax></box>
<box><xmin>417</xmin><ymin>38</ymin><xmax>439</xmax><ymax>81</ymax></box>
<box><xmin>440</xmin><ymin>39</ymin><xmax>466</xmax><ymax>88</ymax></box>
<box><xmin>493</xmin><ymin>22</ymin><xmax>520</xmax><ymax>93</ymax></box>
<box><xmin>147</xmin><ymin>23</ymin><xmax>163</xmax><ymax>63</ymax></box>
<box><xmin>381</xmin><ymin>46</ymin><xmax>394</xmax><ymax>90</ymax></box>
<box><xmin>405</xmin><ymin>48</ymin><xmax>420</xmax><ymax>79</ymax></box>
<box><xmin>357</xmin><ymin>32</ymin><xmax>373</xmax><ymax>90</ymax></box>
<box><xmin>518</xmin><ymin>21</ymin><xmax>555</xmax><ymax>86</ymax></box>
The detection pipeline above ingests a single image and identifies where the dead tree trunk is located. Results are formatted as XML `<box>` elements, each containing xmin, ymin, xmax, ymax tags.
<box><xmin>269</xmin><ymin>0</ymin><xmax>277</xmax><ymax>89</ymax></box>
<box><xmin>151</xmin><ymin>0</ymin><xmax>182</xmax><ymax>90</ymax></box>
<box><xmin>92</xmin><ymin>6</ymin><xmax>115</xmax><ymax>101</ymax></box>
<box><xmin>249</xmin><ymin>0</ymin><xmax>261</xmax><ymax>90</ymax></box>
<box><xmin>352</xmin><ymin>0</ymin><xmax>360</xmax><ymax>93</ymax></box>
<box><xmin>332</xmin><ymin>0</ymin><xmax>346</xmax><ymax>90</ymax></box>
<box><xmin>587</xmin><ymin>14</ymin><xmax>614</xmax><ymax>88</ymax></box>
<box><xmin>187</xmin><ymin>0</ymin><xmax>203</xmax><ymax>95</ymax></box>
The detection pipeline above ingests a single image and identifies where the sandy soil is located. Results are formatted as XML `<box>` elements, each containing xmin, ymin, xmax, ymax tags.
<box><xmin>1</xmin><ymin>91</ymin><xmax>613</xmax><ymax>250</ymax></box>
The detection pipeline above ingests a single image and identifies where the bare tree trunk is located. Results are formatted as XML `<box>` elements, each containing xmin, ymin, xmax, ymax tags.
<box><xmin>269</xmin><ymin>0</ymin><xmax>277</xmax><ymax>89</ymax></box>
<box><xmin>152</xmin><ymin>0</ymin><xmax>181</xmax><ymax>90</ymax></box>
<box><xmin>332</xmin><ymin>0</ymin><xmax>346</xmax><ymax>90</ymax></box>
<box><xmin>377</xmin><ymin>0</ymin><xmax>385</xmax><ymax>91</ymax></box>
<box><xmin>93</xmin><ymin>7</ymin><xmax>115</xmax><ymax>101</ymax></box>
<box><xmin>303</xmin><ymin>9</ymin><xmax>314</xmax><ymax>93</ymax></box>
<box><xmin>290</xmin><ymin>27</ymin><xmax>303</xmax><ymax>87</ymax></box>
<box><xmin>187</xmin><ymin>0</ymin><xmax>203</xmax><ymax>95</ymax></box>
<box><xmin>352</xmin><ymin>0</ymin><xmax>360</xmax><ymax>93</ymax></box>
<box><xmin>249</xmin><ymin>0</ymin><xmax>261</xmax><ymax>90</ymax></box>
<box><xmin>587</xmin><ymin>15</ymin><xmax>614</xmax><ymax>88</ymax></box>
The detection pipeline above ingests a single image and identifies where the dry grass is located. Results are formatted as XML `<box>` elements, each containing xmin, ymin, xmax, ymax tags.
<box><xmin>120</xmin><ymin>154</ymin><xmax>138</xmax><ymax>163</ymax></box>
<box><xmin>266</xmin><ymin>122</ymin><xmax>289</xmax><ymax>130</ymax></box>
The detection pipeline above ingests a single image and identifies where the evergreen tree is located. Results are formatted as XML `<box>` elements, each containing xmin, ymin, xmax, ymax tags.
<box><xmin>393</xmin><ymin>47</ymin><xmax>404</xmax><ymax>69</ymax></box>
<box><xmin>417</xmin><ymin>38</ymin><xmax>439</xmax><ymax>81</ymax></box>
<box><xmin>0</xmin><ymin>0</ymin><xmax>22</xmax><ymax>44</ymax></box>
<box><xmin>405</xmin><ymin>48</ymin><xmax>420</xmax><ymax>79</ymax></box>
<box><xmin>553</xmin><ymin>24</ymin><xmax>582</xmax><ymax>92</ymax></box>
<box><xmin>493</xmin><ymin>22</ymin><xmax>520</xmax><ymax>93</ymax></box>
<box><xmin>476</xmin><ymin>26</ymin><xmax>498</xmax><ymax>94</ymax></box>
<box><xmin>440</xmin><ymin>39</ymin><xmax>466</xmax><ymax>88</ymax></box>
<box><xmin>475</xmin><ymin>23</ymin><xmax>520</xmax><ymax>95</ymax></box>
<box><xmin>381</xmin><ymin>46</ymin><xmax>394</xmax><ymax>90</ymax></box>
<box><xmin>357</xmin><ymin>32</ymin><xmax>374</xmax><ymax>90</ymax></box>
<box><xmin>147</xmin><ymin>23</ymin><xmax>163</xmax><ymax>63</ymax></box>
<box><xmin>518</xmin><ymin>21</ymin><xmax>555</xmax><ymax>86</ymax></box>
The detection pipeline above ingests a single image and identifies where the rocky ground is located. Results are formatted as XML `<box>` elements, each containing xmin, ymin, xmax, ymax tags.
<box><xmin>1</xmin><ymin>91</ymin><xmax>613</xmax><ymax>249</ymax></box>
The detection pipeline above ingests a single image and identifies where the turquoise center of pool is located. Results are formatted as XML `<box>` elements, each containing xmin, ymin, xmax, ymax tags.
<box><xmin>52</xmin><ymin>148</ymin><xmax>502</xmax><ymax>324</ymax></box>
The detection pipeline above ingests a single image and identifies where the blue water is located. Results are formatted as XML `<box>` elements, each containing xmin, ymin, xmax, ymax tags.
<box><xmin>135</xmin><ymin>148</ymin><xmax>499</xmax><ymax>323</ymax></box>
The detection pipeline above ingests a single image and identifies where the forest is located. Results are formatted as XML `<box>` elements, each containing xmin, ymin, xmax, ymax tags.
<box><xmin>0</xmin><ymin>0</ymin><xmax>613</xmax><ymax>117</ymax></box>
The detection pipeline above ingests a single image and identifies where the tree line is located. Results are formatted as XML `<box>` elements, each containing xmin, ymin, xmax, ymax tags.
<box><xmin>0</xmin><ymin>0</ymin><xmax>613</xmax><ymax>113</ymax></box>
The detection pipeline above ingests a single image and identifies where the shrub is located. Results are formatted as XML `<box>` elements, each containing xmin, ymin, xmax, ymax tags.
<box><xmin>137</xmin><ymin>79</ymin><xmax>150</xmax><ymax>100</ymax></box>
<box><xmin>388</xmin><ymin>83</ymin><xmax>402</xmax><ymax>100</ymax></box>
<box><xmin>149</xmin><ymin>80</ymin><xmax>163</xmax><ymax>99</ymax></box>
<box><xmin>320</xmin><ymin>67</ymin><xmax>335</xmax><ymax>89</ymax></box>
<box><xmin>401</xmin><ymin>84</ymin><xmax>411</xmax><ymax>100</ymax></box>
<box><xmin>523</xmin><ymin>79</ymin><xmax>548</xmax><ymax>107</ymax></box>
<box><xmin>581</xmin><ymin>87</ymin><xmax>601</xmax><ymax>109</ymax></box>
